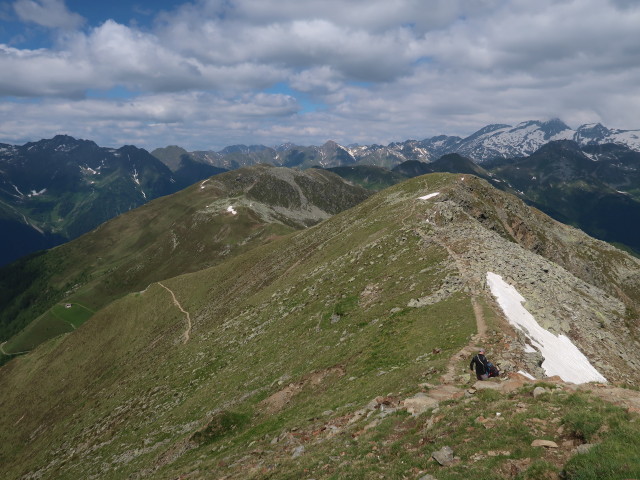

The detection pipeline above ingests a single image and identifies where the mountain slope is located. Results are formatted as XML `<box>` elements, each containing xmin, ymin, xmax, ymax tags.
<box><xmin>0</xmin><ymin>136</ymin><xmax>184</xmax><ymax>266</ymax></box>
<box><xmin>393</xmin><ymin>153</ymin><xmax>494</xmax><ymax>182</ymax></box>
<box><xmin>324</xmin><ymin>165</ymin><xmax>408</xmax><ymax>191</ymax></box>
<box><xmin>489</xmin><ymin>141</ymin><xmax>640</xmax><ymax>253</ymax></box>
<box><xmin>1</xmin><ymin>173</ymin><xmax>639</xmax><ymax>479</ymax></box>
<box><xmin>0</xmin><ymin>165</ymin><xmax>370</xmax><ymax>358</ymax></box>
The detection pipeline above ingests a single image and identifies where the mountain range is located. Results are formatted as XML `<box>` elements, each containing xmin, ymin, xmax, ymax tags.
<box><xmin>0</xmin><ymin>135</ymin><xmax>227</xmax><ymax>266</ymax></box>
<box><xmin>2</xmin><ymin>119</ymin><xmax>639</xmax><ymax>268</ymax></box>
<box><xmin>0</xmin><ymin>165</ymin><xmax>369</xmax><ymax>359</ymax></box>
<box><xmin>325</xmin><ymin>141</ymin><xmax>640</xmax><ymax>255</ymax></box>
<box><xmin>1</xmin><ymin>170</ymin><xmax>639</xmax><ymax>479</ymax></box>
<box><xmin>153</xmin><ymin>119</ymin><xmax>640</xmax><ymax>170</ymax></box>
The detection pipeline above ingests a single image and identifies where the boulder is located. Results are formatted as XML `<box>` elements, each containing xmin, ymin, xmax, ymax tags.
<box><xmin>532</xmin><ymin>386</ymin><xmax>549</xmax><ymax>398</ymax></box>
<box><xmin>531</xmin><ymin>439</ymin><xmax>558</xmax><ymax>448</ymax></box>
<box><xmin>291</xmin><ymin>445</ymin><xmax>305</xmax><ymax>458</ymax></box>
<box><xmin>575</xmin><ymin>443</ymin><xmax>596</xmax><ymax>454</ymax></box>
<box><xmin>404</xmin><ymin>394</ymin><xmax>439</xmax><ymax>415</ymax></box>
<box><xmin>431</xmin><ymin>445</ymin><xmax>458</xmax><ymax>466</ymax></box>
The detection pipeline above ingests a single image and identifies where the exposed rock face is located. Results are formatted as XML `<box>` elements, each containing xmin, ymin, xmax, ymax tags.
<box><xmin>404</xmin><ymin>393</ymin><xmax>439</xmax><ymax>415</ymax></box>
<box><xmin>410</xmin><ymin>176</ymin><xmax>640</xmax><ymax>384</ymax></box>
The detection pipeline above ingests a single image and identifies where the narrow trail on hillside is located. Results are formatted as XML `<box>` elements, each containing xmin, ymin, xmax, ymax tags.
<box><xmin>412</xmin><ymin>226</ymin><xmax>489</xmax><ymax>384</ymax></box>
<box><xmin>440</xmin><ymin>297</ymin><xmax>488</xmax><ymax>384</ymax></box>
<box><xmin>158</xmin><ymin>282</ymin><xmax>192</xmax><ymax>343</ymax></box>
<box><xmin>409</xmin><ymin>191</ymin><xmax>489</xmax><ymax>385</ymax></box>
<box><xmin>0</xmin><ymin>341</ymin><xmax>30</xmax><ymax>356</ymax></box>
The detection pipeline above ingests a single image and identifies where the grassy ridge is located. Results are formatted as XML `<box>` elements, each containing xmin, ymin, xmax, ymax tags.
<box><xmin>1</xmin><ymin>172</ymin><xmax>639</xmax><ymax>479</ymax></box>
<box><xmin>0</xmin><ymin>166</ymin><xmax>369</xmax><ymax>361</ymax></box>
<box><xmin>0</xmin><ymin>173</ymin><xmax>476</xmax><ymax>478</ymax></box>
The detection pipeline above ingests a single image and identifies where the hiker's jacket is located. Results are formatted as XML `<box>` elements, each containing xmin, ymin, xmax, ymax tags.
<box><xmin>470</xmin><ymin>354</ymin><xmax>489</xmax><ymax>375</ymax></box>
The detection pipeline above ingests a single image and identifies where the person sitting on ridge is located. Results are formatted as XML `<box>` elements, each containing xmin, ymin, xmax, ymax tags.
<box><xmin>470</xmin><ymin>348</ymin><xmax>490</xmax><ymax>380</ymax></box>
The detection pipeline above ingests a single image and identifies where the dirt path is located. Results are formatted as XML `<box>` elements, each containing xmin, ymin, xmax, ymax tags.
<box><xmin>158</xmin><ymin>282</ymin><xmax>192</xmax><ymax>343</ymax></box>
<box><xmin>0</xmin><ymin>341</ymin><xmax>30</xmax><ymax>356</ymax></box>
<box><xmin>440</xmin><ymin>296</ymin><xmax>488</xmax><ymax>384</ymax></box>
<box><xmin>412</xmin><ymin>224</ymin><xmax>488</xmax><ymax>384</ymax></box>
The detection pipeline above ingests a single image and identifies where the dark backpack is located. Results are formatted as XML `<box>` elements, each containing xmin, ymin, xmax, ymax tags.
<box><xmin>486</xmin><ymin>362</ymin><xmax>499</xmax><ymax>378</ymax></box>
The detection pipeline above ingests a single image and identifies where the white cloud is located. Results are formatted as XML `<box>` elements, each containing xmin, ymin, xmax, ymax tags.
<box><xmin>12</xmin><ymin>0</ymin><xmax>84</xmax><ymax>29</ymax></box>
<box><xmin>1</xmin><ymin>0</ymin><xmax>640</xmax><ymax>150</ymax></box>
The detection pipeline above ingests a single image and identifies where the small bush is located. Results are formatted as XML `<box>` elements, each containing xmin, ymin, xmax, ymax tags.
<box><xmin>191</xmin><ymin>411</ymin><xmax>250</xmax><ymax>446</ymax></box>
<box><xmin>476</xmin><ymin>388</ymin><xmax>502</xmax><ymax>402</ymax></box>
<box><xmin>561</xmin><ymin>392</ymin><xmax>590</xmax><ymax>407</ymax></box>
<box><xmin>562</xmin><ymin>409</ymin><xmax>604</xmax><ymax>442</ymax></box>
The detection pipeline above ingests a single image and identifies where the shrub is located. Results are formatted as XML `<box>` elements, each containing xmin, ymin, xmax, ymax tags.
<box><xmin>191</xmin><ymin>411</ymin><xmax>250</xmax><ymax>446</ymax></box>
<box><xmin>562</xmin><ymin>409</ymin><xmax>604</xmax><ymax>442</ymax></box>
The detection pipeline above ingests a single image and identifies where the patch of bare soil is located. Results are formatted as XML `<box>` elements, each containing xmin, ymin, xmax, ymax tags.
<box><xmin>260</xmin><ymin>366</ymin><xmax>346</xmax><ymax>415</ymax></box>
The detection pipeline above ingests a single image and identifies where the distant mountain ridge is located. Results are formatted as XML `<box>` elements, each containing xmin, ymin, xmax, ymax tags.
<box><xmin>2</xmin><ymin>119</ymin><xmax>638</xmax><ymax>266</ymax></box>
<box><xmin>0</xmin><ymin>135</ymin><xmax>178</xmax><ymax>266</ymax></box>
<box><xmin>0</xmin><ymin>135</ymin><xmax>229</xmax><ymax>266</ymax></box>
<box><xmin>488</xmin><ymin>140</ymin><xmax>640</xmax><ymax>253</ymax></box>
<box><xmin>153</xmin><ymin>119</ymin><xmax>640</xmax><ymax>170</ymax></box>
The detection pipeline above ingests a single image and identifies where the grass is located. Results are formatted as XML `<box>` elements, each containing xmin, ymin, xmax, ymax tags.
<box><xmin>0</xmin><ymin>166</ymin><xmax>366</xmax><ymax>356</ymax></box>
<box><xmin>2</xmin><ymin>173</ymin><xmax>640</xmax><ymax>479</ymax></box>
<box><xmin>1</xmin><ymin>303</ymin><xmax>94</xmax><ymax>354</ymax></box>
<box><xmin>230</xmin><ymin>388</ymin><xmax>640</xmax><ymax>480</ymax></box>
<box><xmin>562</xmin><ymin>421</ymin><xmax>640</xmax><ymax>479</ymax></box>
<box><xmin>50</xmin><ymin>303</ymin><xmax>94</xmax><ymax>328</ymax></box>
<box><xmin>191</xmin><ymin>411</ymin><xmax>253</xmax><ymax>446</ymax></box>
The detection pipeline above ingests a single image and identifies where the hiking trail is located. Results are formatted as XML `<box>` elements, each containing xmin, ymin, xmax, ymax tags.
<box><xmin>412</xmin><ymin>223</ymin><xmax>488</xmax><ymax>385</ymax></box>
<box><xmin>158</xmin><ymin>282</ymin><xmax>192</xmax><ymax>343</ymax></box>
<box><xmin>0</xmin><ymin>341</ymin><xmax>30</xmax><ymax>356</ymax></box>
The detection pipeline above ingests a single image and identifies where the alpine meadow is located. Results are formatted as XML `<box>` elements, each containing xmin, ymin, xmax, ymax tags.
<box><xmin>2</xmin><ymin>171</ymin><xmax>640</xmax><ymax>479</ymax></box>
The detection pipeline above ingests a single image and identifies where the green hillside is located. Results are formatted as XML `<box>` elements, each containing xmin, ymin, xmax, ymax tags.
<box><xmin>1</xmin><ymin>173</ymin><xmax>639</xmax><ymax>479</ymax></box>
<box><xmin>0</xmin><ymin>165</ymin><xmax>370</xmax><ymax>359</ymax></box>
<box><xmin>324</xmin><ymin>165</ymin><xmax>409</xmax><ymax>191</ymax></box>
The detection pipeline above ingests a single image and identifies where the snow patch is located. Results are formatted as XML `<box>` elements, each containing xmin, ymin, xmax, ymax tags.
<box><xmin>131</xmin><ymin>168</ymin><xmax>147</xmax><ymax>198</ymax></box>
<box><xmin>486</xmin><ymin>272</ymin><xmax>606</xmax><ymax>384</ymax></box>
<box><xmin>524</xmin><ymin>344</ymin><xmax>537</xmax><ymax>353</ymax></box>
<box><xmin>418</xmin><ymin>192</ymin><xmax>440</xmax><ymax>200</ymax></box>
<box><xmin>81</xmin><ymin>165</ymin><xmax>100</xmax><ymax>175</ymax></box>
<box><xmin>12</xmin><ymin>184</ymin><xmax>24</xmax><ymax>197</ymax></box>
<box><xmin>518</xmin><ymin>370</ymin><xmax>536</xmax><ymax>380</ymax></box>
<box><xmin>200</xmin><ymin>179</ymin><xmax>209</xmax><ymax>190</ymax></box>
<box><xmin>28</xmin><ymin>188</ymin><xmax>47</xmax><ymax>197</ymax></box>
<box><xmin>227</xmin><ymin>205</ymin><xmax>237</xmax><ymax>215</ymax></box>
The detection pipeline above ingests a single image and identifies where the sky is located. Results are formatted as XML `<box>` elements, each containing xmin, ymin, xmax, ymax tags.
<box><xmin>1</xmin><ymin>0</ymin><xmax>639</xmax><ymax>151</ymax></box>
